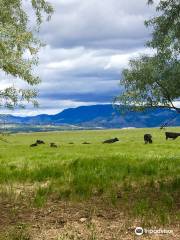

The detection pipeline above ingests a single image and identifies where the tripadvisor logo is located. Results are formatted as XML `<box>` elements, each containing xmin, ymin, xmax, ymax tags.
<box><xmin>135</xmin><ymin>227</ymin><xmax>143</xmax><ymax>236</ymax></box>
<box><xmin>134</xmin><ymin>227</ymin><xmax>173</xmax><ymax>236</ymax></box>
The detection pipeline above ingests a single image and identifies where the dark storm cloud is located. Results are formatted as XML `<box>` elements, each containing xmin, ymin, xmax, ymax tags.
<box><xmin>39</xmin><ymin>92</ymin><xmax>118</xmax><ymax>103</ymax></box>
<box><xmin>40</xmin><ymin>0</ymin><xmax>155</xmax><ymax>50</ymax></box>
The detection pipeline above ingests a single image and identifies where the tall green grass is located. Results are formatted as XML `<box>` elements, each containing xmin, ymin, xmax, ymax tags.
<box><xmin>0</xmin><ymin>127</ymin><xmax>179</xmax><ymax>223</ymax></box>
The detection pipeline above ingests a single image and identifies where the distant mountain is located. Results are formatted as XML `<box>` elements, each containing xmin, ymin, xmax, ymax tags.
<box><xmin>0</xmin><ymin>104</ymin><xmax>179</xmax><ymax>129</ymax></box>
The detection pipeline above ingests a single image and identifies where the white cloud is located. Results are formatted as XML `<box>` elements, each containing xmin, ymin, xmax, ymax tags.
<box><xmin>2</xmin><ymin>100</ymin><xmax>98</xmax><ymax>116</ymax></box>
<box><xmin>0</xmin><ymin>0</ymin><xmax>158</xmax><ymax>116</ymax></box>
<box><xmin>40</xmin><ymin>0</ymin><xmax>155</xmax><ymax>49</ymax></box>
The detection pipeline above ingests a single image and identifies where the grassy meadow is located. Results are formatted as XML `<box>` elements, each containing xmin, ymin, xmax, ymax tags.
<box><xmin>0</xmin><ymin>127</ymin><xmax>179</xmax><ymax>230</ymax></box>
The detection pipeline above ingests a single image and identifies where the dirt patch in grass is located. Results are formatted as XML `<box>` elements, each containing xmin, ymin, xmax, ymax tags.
<box><xmin>0</xmin><ymin>198</ymin><xmax>179</xmax><ymax>240</ymax></box>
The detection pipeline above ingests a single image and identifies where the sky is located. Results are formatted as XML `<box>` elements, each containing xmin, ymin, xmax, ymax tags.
<box><xmin>0</xmin><ymin>0</ymin><xmax>158</xmax><ymax>116</ymax></box>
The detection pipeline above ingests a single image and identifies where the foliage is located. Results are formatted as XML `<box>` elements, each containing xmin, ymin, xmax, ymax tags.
<box><xmin>117</xmin><ymin>0</ymin><xmax>180</xmax><ymax>113</ymax></box>
<box><xmin>118</xmin><ymin>54</ymin><xmax>180</xmax><ymax>112</ymax></box>
<box><xmin>145</xmin><ymin>0</ymin><xmax>180</xmax><ymax>54</ymax></box>
<box><xmin>0</xmin><ymin>0</ymin><xmax>53</xmax><ymax>108</ymax></box>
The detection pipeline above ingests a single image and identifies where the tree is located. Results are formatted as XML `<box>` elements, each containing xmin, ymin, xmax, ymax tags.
<box><xmin>0</xmin><ymin>0</ymin><xmax>53</xmax><ymax>108</ymax></box>
<box><xmin>116</xmin><ymin>0</ymin><xmax>180</xmax><ymax>113</ymax></box>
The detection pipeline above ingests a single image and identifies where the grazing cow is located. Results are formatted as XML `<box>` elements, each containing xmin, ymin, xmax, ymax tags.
<box><xmin>30</xmin><ymin>143</ymin><xmax>38</xmax><ymax>147</ymax></box>
<box><xmin>103</xmin><ymin>137</ymin><xmax>119</xmax><ymax>144</ymax></box>
<box><xmin>36</xmin><ymin>140</ymin><xmax>45</xmax><ymax>144</ymax></box>
<box><xmin>50</xmin><ymin>142</ymin><xmax>58</xmax><ymax>148</ymax></box>
<box><xmin>165</xmin><ymin>132</ymin><xmax>180</xmax><ymax>140</ymax></box>
<box><xmin>144</xmin><ymin>134</ymin><xmax>153</xmax><ymax>144</ymax></box>
<box><xmin>82</xmin><ymin>142</ymin><xmax>90</xmax><ymax>144</ymax></box>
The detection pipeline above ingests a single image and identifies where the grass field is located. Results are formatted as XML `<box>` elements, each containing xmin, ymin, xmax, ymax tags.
<box><xmin>0</xmin><ymin>127</ymin><xmax>180</xmax><ymax>239</ymax></box>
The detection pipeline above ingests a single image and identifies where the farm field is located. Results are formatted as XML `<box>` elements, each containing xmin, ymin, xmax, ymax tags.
<box><xmin>0</xmin><ymin>127</ymin><xmax>179</xmax><ymax>239</ymax></box>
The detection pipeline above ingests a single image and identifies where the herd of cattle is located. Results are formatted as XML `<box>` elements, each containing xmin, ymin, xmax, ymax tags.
<box><xmin>30</xmin><ymin>131</ymin><xmax>179</xmax><ymax>147</ymax></box>
<box><xmin>30</xmin><ymin>140</ymin><xmax>58</xmax><ymax>148</ymax></box>
<box><xmin>144</xmin><ymin>131</ymin><xmax>180</xmax><ymax>144</ymax></box>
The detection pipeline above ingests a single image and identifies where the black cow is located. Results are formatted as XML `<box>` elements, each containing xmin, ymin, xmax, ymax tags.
<box><xmin>82</xmin><ymin>142</ymin><xmax>91</xmax><ymax>144</ymax></box>
<box><xmin>50</xmin><ymin>142</ymin><xmax>58</xmax><ymax>148</ymax></box>
<box><xmin>36</xmin><ymin>140</ymin><xmax>45</xmax><ymax>144</ymax></box>
<box><xmin>103</xmin><ymin>137</ymin><xmax>119</xmax><ymax>144</ymax></box>
<box><xmin>165</xmin><ymin>132</ymin><xmax>180</xmax><ymax>140</ymax></box>
<box><xmin>144</xmin><ymin>134</ymin><xmax>153</xmax><ymax>144</ymax></box>
<box><xmin>30</xmin><ymin>143</ymin><xmax>38</xmax><ymax>147</ymax></box>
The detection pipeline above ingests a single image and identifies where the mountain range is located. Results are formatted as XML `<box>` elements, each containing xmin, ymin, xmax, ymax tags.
<box><xmin>0</xmin><ymin>104</ymin><xmax>179</xmax><ymax>129</ymax></box>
